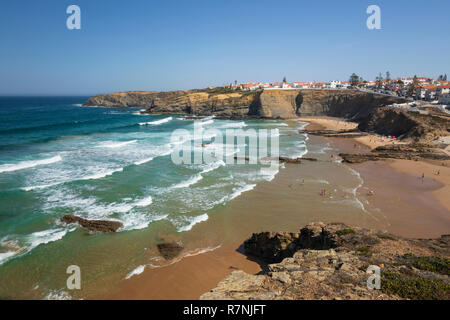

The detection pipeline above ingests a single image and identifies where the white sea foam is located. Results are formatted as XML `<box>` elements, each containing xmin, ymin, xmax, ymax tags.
<box><xmin>171</xmin><ymin>173</ymin><xmax>203</xmax><ymax>189</ymax></box>
<box><xmin>45</xmin><ymin>290</ymin><xmax>72</xmax><ymax>300</ymax></box>
<box><xmin>147</xmin><ymin>244</ymin><xmax>221</xmax><ymax>269</ymax></box>
<box><xmin>229</xmin><ymin>184</ymin><xmax>257</xmax><ymax>200</ymax></box>
<box><xmin>22</xmin><ymin>166</ymin><xmax>124</xmax><ymax>191</ymax></box>
<box><xmin>199</xmin><ymin>119</ymin><xmax>214</xmax><ymax>126</ymax></box>
<box><xmin>121</xmin><ymin>213</ymin><xmax>168</xmax><ymax>231</ymax></box>
<box><xmin>135</xmin><ymin>196</ymin><xmax>153</xmax><ymax>207</ymax></box>
<box><xmin>0</xmin><ymin>251</ymin><xmax>17</xmax><ymax>265</ymax></box>
<box><xmin>0</xmin><ymin>227</ymin><xmax>75</xmax><ymax>266</ymax></box>
<box><xmin>134</xmin><ymin>157</ymin><xmax>154</xmax><ymax>165</ymax></box>
<box><xmin>220</xmin><ymin>122</ymin><xmax>247</xmax><ymax>128</ymax></box>
<box><xmin>98</xmin><ymin>140</ymin><xmax>137</xmax><ymax>148</ymax></box>
<box><xmin>139</xmin><ymin>117</ymin><xmax>173</xmax><ymax>126</ymax></box>
<box><xmin>0</xmin><ymin>155</ymin><xmax>62</xmax><ymax>174</ymax></box>
<box><xmin>177</xmin><ymin>213</ymin><xmax>209</xmax><ymax>232</ymax></box>
<box><xmin>200</xmin><ymin>160</ymin><xmax>225</xmax><ymax>174</ymax></box>
<box><xmin>125</xmin><ymin>265</ymin><xmax>146</xmax><ymax>279</ymax></box>
<box><xmin>81</xmin><ymin>167</ymin><xmax>124</xmax><ymax>181</ymax></box>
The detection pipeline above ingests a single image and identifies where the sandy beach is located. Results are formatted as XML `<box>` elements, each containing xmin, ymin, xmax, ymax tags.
<box><xmin>95</xmin><ymin>117</ymin><xmax>450</xmax><ymax>300</ymax></box>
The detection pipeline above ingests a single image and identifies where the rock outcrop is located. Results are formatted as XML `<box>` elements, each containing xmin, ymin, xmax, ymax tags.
<box><xmin>157</xmin><ymin>242</ymin><xmax>184</xmax><ymax>260</ymax></box>
<box><xmin>358</xmin><ymin>107</ymin><xmax>450</xmax><ymax>142</ymax></box>
<box><xmin>84</xmin><ymin>89</ymin><xmax>405</xmax><ymax>120</ymax></box>
<box><xmin>201</xmin><ymin>222</ymin><xmax>450</xmax><ymax>300</ymax></box>
<box><xmin>60</xmin><ymin>215</ymin><xmax>123</xmax><ymax>232</ymax></box>
<box><xmin>340</xmin><ymin>143</ymin><xmax>450</xmax><ymax>163</ymax></box>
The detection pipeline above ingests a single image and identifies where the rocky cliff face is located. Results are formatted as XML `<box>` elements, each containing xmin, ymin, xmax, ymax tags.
<box><xmin>84</xmin><ymin>89</ymin><xmax>405</xmax><ymax>120</ymax></box>
<box><xmin>358</xmin><ymin>107</ymin><xmax>450</xmax><ymax>141</ymax></box>
<box><xmin>201</xmin><ymin>222</ymin><xmax>450</xmax><ymax>300</ymax></box>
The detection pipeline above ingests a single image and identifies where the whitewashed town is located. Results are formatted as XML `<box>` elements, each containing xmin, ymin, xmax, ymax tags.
<box><xmin>216</xmin><ymin>73</ymin><xmax>450</xmax><ymax>106</ymax></box>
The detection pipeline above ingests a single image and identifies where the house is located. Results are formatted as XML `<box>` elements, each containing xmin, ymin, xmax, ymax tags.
<box><xmin>436</xmin><ymin>85</ymin><xmax>450</xmax><ymax>99</ymax></box>
<box><xmin>439</xmin><ymin>93</ymin><xmax>450</xmax><ymax>105</ymax></box>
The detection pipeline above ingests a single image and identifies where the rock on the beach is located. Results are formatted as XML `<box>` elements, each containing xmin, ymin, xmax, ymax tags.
<box><xmin>202</xmin><ymin>222</ymin><xmax>450</xmax><ymax>300</ymax></box>
<box><xmin>244</xmin><ymin>232</ymin><xmax>300</xmax><ymax>263</ymax></box>
<box><xmin>60</xmin><ymin>215</ymin><xmax>123</xmax><ymax>232</ymax></box>
<box><xmin>157</xmin><ymin>242</ymin><xmax>184</xmax><ymax>260</ymax></box>
<box><xmin>340</xmin><ymin>143</ymin><xmax>450</xmax><ymax>163</ymax></box>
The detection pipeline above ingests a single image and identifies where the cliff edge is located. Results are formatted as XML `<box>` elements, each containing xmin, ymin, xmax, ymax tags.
<box><xmin>84</xmin><ymin>89</ymin><xmax>405</xmax><ymax>120</ymax></box>
<box><xmin>201</xmin><ymin>222</ymin><xmax>450</xmax><ymax>300</ymax></box>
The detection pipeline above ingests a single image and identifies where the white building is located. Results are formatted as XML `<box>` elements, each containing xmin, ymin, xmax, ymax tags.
<box><xmin>439</xmin><ymin>93</ymin><xmax>450</xmax><ymax>105</ymax></box>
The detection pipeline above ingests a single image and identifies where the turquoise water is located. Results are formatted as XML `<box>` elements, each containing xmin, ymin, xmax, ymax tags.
<box><xmin>0</xmin><ymin>97</ymin><xmax>308</xmax><ymax>298</ymax></box>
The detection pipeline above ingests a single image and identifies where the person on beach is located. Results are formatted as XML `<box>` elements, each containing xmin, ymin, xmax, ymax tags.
<box><xmin>421</xmin><ymin>173</ymin><xmax>425</xmax><ymax>183</ymax></box>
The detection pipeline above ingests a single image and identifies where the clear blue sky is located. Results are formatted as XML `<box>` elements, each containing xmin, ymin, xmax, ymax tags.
<box><xmin>1</xmin><ymin>0</ymin><xmax>449</xmax><ymax>95</ymax></box>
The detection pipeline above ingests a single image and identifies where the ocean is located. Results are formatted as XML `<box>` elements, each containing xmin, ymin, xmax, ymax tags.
<box><xmin>0</xmin><ymin>96</ymin><xmax>314</xmax><ymax>299</ymax></box>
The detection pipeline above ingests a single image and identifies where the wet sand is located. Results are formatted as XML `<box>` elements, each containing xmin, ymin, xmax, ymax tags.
<box><xmin>97</xmin><ymin>118</ymin><xmax>450</xmax><ymax>300</ymax></box>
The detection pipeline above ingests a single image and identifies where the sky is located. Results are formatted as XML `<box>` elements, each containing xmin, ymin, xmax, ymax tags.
<box><xmin>0</xmin><ymin>0</ymin><xmax>449</xmax><ymax>95</ymax></box>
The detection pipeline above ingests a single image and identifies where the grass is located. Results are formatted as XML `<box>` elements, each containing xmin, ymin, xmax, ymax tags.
<box><xmin>381</xmin><ymin>272</ymin><xmax>450</xmax><ymax>300</ymax></box>
<box><xmin>356</xmin><ymin>246</ymin><xmax>372</xmax><ymax>257</ymax></box>
<box><xmin>403</xmin><ymin>254</ymin><xmax>450</xmax><ymax>276</ymax></box>
<box><xmin>377</xmin><ymin>234</ymin><xmax>397</xmax><ymax>241</ymax></box>
<box><xmin>336</xmin><ymin>228</ymin><xmax>356</xmax><ymax>236</ymax></box>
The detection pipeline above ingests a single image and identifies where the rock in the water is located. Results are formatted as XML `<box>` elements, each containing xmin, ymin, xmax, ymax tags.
<box><xmin>61</xmin><ymin>215</ymin><xmax>123</xmax><ymax>232</ymax></box>
<box><xmin>157</xmin><ymin>242</ymin><xmax>184</xmax><ymax>260</ymax></box>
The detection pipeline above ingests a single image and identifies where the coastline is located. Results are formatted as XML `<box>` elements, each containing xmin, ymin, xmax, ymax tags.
<box><xmin>96</xmin><ymin>116</ymin><xmax>450</xmax><ymax>300</ymax></box>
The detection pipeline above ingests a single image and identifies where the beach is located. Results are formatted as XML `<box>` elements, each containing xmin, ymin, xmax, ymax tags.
<box><xmin>97</xmin><ymin>117</ymin><xmax>450</xmax><ymax>300</ymax></box>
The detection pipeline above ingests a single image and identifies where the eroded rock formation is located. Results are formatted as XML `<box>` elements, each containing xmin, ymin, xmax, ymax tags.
<box><xmin>340</xmin><ymin>143</ymin><xmax>450</xmax><ymax>163</ymax></box>
<box><xmin>60</xmin><ymin>215</ymin><xmax>123</xmax><ymax>232</ymax></box>
<box><xmin>84</xmin><ymin>89</ymin><xmax>405</xmax><ymax>120</ymax></box>
<box><xmin>157</xmin><ymin>242</ymin><xmax>184</xmax><ymax>260</ymax></box>
<box><xmin>201</xmin><ymin>222</ymin><xmax>450</xmax><ymax>300</ymax></box>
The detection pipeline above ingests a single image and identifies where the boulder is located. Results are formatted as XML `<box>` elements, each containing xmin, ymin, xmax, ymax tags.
<box><xmin>60</xmin><ymin>215</ymin><xmax>123</xmax><ymax>232</ymax></box>
<box><xmin>157</xmin><ymin>242</ymin><xmax>184</xmax><ymax>260</ymax></box>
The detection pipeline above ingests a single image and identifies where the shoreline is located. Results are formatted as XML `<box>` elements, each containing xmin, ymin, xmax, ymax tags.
<box><xmin>96</xmin><ymin>116</ymin><xmax>450</xmax><ymax>300</ymax></box>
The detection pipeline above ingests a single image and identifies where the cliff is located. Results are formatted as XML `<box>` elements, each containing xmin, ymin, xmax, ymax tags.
<box><xmin>357</xmin><ymin>107</ymin><xmax>450</xmax><ymax>142</ymax></box>
<box><xmin>84</xmin><ymin>89</ymin><xmax>405</xmax><ymax>120</ymax></box>
<box><xmin>201</xmin><ymin>222</ymin><xmax>450</xmax><ymax>300</ymax></box>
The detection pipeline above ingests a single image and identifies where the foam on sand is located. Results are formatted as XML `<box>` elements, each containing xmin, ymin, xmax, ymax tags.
<box><xmin>139</xmin><ymin>117</ymin><xmax>173</xmax><ymax>126</ymax></box>
<box><xmin>125</xmin><ymin>265</ymin><xmax>146</xmax><ymax>279</ymax></box>
<box><xmin>229</xmin><ymin>184</ymin><xmax>257</xmax><ymax>200</ymax></box>
<box><xmin>0</xmin><ymin>155</ymin><xmax>62</xmax><ymax>174</ymax></box>
<box><xmin>177</xmin><ymin>213</ymin><xmax>209</xmax><ymax>232</ymax></box>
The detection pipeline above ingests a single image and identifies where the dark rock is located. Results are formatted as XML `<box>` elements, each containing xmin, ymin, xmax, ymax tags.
<box><xmin>157</xmin><ymin>242</ymin><xmax>184</xmax><ymax>260</ymax></box>
<box><xmin>61</xmin><ymin>215</ymin><xmax>123</xmax><ymax>232</ymax></box>
<box><xmin>244</xmin><ymin>232</ymin><xmax>300</xmax><ymax>263</ymax></box>
<box><xmin>278</xmin><ymin>157</ymin><xmax>302</xmax><ymax>164</ymax></box>
<box><xmin>340</xmin><ymin>143</ymin><xmax>450</xmax><ymax>163</ymax></box>
<box><xmin>202</xmin><ymin>222</ymin><xmax>450</xmax><ymax>300</ymax></box>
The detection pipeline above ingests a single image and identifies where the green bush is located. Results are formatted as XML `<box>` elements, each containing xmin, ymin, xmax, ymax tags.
<box><xmin>382</xmin><ymin>272</ymin><xmax>450</xmax><ymax>300</ymax></box>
